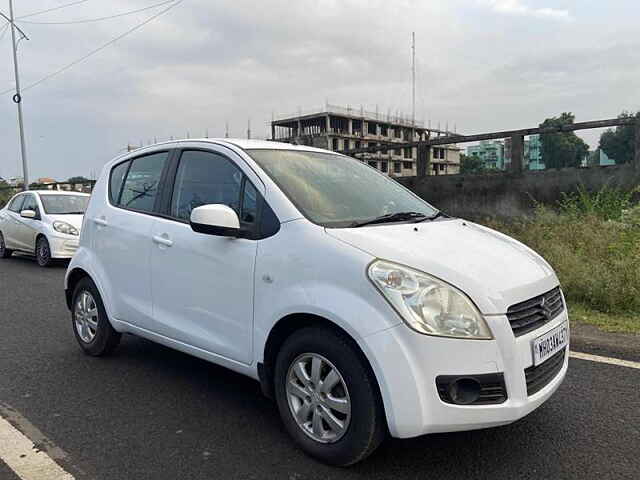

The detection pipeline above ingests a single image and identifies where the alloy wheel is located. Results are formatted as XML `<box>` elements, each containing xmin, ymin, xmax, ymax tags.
<box><xmin>286</xmin><ymin>353</ymin><xmax>351</xmax><ymax>443</ymax></box>
<box><xmin>37</xmin><ymin>238</ymin><xmax>51</xmax><ymax>266</ymax></box>
<box><xmin>74</xmin><ymin>290</ymin><xmax>99</xmax><ymax>343</ymax></box>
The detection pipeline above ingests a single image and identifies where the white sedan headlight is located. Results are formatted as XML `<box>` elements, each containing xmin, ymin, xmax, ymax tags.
<box><xmin>368</xmin><ymin>260</ymin><xmax>493</xmax><ymax>339</ymax></box>
<box><xmin>53</xmin><ymin>221</ymin><xmax>79</xmax><ymax>236</ymax></box>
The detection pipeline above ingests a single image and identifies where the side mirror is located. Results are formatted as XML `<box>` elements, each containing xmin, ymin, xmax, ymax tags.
<box><xmin>20</xmin><ymin>209</ymin><xmax>36</xmax><ymax>219</ymax></box>
<box><xmin>190</xmin><ymin>204</ymin><xmax>240</xmax><ymax>237</ymax></box>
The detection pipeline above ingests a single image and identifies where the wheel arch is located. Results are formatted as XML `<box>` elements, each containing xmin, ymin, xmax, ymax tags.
<box><xmin>65</xmin><ymin>267</ymin><xmax>92</xmax><ymax>310</ymax></box>
<box><xmin>260</xmin><ymin>313</ymin><xmax>386</xmax><ymax>424</ymax></box>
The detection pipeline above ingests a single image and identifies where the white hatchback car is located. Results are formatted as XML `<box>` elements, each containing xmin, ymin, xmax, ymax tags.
<box><xmin>0</xmin><ymin>190</ymin><xmax>90</xmax><ymax>267</ymax></box>
<box><xmin>65</xmin><ymin>140</ymin><xmax>568</xmax><ymax>465</ymax></box>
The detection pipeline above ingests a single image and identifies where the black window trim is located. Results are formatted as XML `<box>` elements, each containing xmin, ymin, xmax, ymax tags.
<box><xmin>107</xmin><ymin>149</ymin><xmax>174</xmax><ymax>219</ymax></box>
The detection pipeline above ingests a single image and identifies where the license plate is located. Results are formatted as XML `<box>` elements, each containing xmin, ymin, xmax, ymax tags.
<box><xmin>532</xmin><ymin>322</ymin><xmax>569</xmax><ymax>366</ymax></box>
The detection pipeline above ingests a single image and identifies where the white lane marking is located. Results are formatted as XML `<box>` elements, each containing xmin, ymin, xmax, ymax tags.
<box><xmin>570</xmin><ymin>351</ymin><xmax>640</xmax><ymax>370</ymax></box>
<box><xmin>0</xmin><ymin>415</ymin><xmax>74</xmax><ymax>480</ymax></box>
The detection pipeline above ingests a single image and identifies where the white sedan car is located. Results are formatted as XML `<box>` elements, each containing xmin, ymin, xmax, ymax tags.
<box><xmin>0</xmin><ymin>190</ymin><xmax>90</xmax><ymax>267</ymax></box>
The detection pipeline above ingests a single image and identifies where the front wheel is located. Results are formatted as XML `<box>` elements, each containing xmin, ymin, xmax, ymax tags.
<box><xmin>36</xmin><ymin>236</ymin><xmax>53</xmax><ymax>267</ymax></box>
<box><xmin>274</xmin><ymin>327</ymin><xmax>386</xmax><ymax>466</ymax></box>
<box><xmin>0</xmin><ymin>232</ymin><xmax>13</xmax><ymax>258</ymax></box>
<box><xmin>72</xmin><ymin>277</ymin><xmax>121</xmax><ymax>356</ymax></box>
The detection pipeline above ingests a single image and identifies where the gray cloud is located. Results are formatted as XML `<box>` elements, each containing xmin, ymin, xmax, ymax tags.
<box><xmin>0</xmin><ymin>0</ymin><xmax>638</xmax><ymax>181</ymax></box>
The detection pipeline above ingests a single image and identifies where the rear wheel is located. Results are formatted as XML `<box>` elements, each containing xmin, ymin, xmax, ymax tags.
<box><xmin>274</xmin><ymin>327</ymin><xmax>386</xmax><ymax>466</ymax></box>
<box><xmin>0</xmin><ymin>232</ymin><xmax>13</xmax><ymax>258</ymax></box>
<box><xmin>36</xmin><ymin>236</ymin><xmax>53</xmax><ymax>267</ymax></box>
<box><xmin>72</xmin><ymin>277</ymin><xmax>121</xmax><ymax>356</ymax></box>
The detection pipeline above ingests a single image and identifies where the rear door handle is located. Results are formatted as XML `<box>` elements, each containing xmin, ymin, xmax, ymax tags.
<box><xmin>152</xmin><ymin>234</ymin><xmax>173</xmax><ymax>247</ymax></box>
<box><xmin>93</xmin><ymin>217</ymin><xmax>108</xmax><ymax>227</ymax></box>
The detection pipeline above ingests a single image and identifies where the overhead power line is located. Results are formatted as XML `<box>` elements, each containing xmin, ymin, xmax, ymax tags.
<box><xmin>0</xmin><ymin>0</ymin><xmax>184</xmax><ymax>96</ymax></box>
<box><xmin>17</xmin><ymin>0</ymin><xmax>92</xmax><ymax>20</ymax></box>
<box><xmin>19</xmin><ymin>0</ymin><xmax>177</xmax><ymax>25</ymax></box>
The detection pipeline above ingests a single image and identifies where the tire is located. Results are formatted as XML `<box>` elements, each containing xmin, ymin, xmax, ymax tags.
<box><xmin>71</xmin><ymin>277</ymin><xmax>121</xmax><ymax>356</ymax></box>
<box><xmin>274</xmin><ymin>327</ymin><xmax>386</xmax><ymax>466</ymax></box>
<box><xmin>36</xmin><ymin>236</ymin><xmax>53</xmax><ymax>267</ymax></box>
<box><xmin>0</xmin><ymin>232</ymin><xmax>13</xmax><ymax>258</ymax></box>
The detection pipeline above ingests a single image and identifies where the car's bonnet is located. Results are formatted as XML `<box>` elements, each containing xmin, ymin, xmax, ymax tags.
<box><xmin>325</xmin><ymin>218</ymin><xmax>559</xmax><ymax>314</ymax></box>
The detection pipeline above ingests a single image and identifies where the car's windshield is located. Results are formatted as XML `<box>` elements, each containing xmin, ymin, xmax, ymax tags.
<box><xmin>40</xmin><ymin>194</ymin><xmax>89</xmax><ymax>215</ymax></box>
<box><xmin>248</xmin><ymin>149</ymin><xmax>438</xmax><ymax>228</ymax></box>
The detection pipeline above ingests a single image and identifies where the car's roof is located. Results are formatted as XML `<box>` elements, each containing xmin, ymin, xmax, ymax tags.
<box><xmin>26</xmin><ymin>190</ymin><xmax>90</xmax><ymax>196</ymax></box>
<box><xmin>126</xmin><ymin>138</ymin><xmax>338</xmax><ymax>155</ymax></box>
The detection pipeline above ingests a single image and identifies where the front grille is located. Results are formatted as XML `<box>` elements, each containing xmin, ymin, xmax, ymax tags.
<box><xmin>507</xmin><ymin>287</ymin><xmax>564</xmax><ymax>337</ymax></box>
<box><xmin>525</xmin><ymin>348</ymin><xmax>566</xmax><ymax>396</ymax></box>
<box><xmin>436</xmin><ymin>373</ymin><xmax>507</xmax><ymax>405</ymax></box>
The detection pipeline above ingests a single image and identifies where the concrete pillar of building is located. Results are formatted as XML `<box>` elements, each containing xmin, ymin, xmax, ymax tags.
<box><xmin>297</xmin><ymin>120</ymin><xmax>302</xmax><ymax>138</ymax></box>
<box><xmin>417</xmin><ymin>144</ymin><xmax>430</xmax><ymax>178</ymax></box>
<box><xmin>510</xmin><ymin>134</ymin><xmax>524</xmax><ymax>173</ymax></box>
<box><xmin>348</xmin><ymin>119</ymin><xmax>353</xmax><ymax>135</ymax></box>
<box><xmin>325</xmin><ymin>115</ymin><xmax>330</xmax><ymax>133</ymax></box>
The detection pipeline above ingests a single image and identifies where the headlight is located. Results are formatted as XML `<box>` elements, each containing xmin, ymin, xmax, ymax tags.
<box><xmin>53</xmin><ymin>221</ymin><xmax>79</xmax><ymax>236</ymax></box>
<box><xmin>368</xmin><ymin>260</ymin><xmax>493</xmax><ymax>339</ymax></box>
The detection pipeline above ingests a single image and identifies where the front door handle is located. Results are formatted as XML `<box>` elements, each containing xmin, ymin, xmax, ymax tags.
<box><xmin>152</xmin><ymin>234</ymin><xmax>173</xmax><ymax>247</ymax></box>
<box><xmin>93</xmin><ymin>217</ymin><xmax>108</xmax><ymax>227</ymax></box>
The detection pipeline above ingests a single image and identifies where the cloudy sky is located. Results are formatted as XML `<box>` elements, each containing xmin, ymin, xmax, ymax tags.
<box><xmin>1</xmin><ymin>0</ymin><xmax>638</xmax><ymax>181</ymax></box>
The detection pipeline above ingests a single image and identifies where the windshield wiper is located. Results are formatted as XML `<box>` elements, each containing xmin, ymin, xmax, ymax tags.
<box><xmin>351</xmin><ymin>211</ymin><xmax>428</xmax><ymax>228</ymax></box>
<box><xmin>413</xmin><ymin>210</ymin><xmax>448</xmax><ymax>223</ymax></box>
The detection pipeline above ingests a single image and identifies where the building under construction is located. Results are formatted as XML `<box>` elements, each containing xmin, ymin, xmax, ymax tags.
<box><xmin>271</xmin><ymin>105</ymin><xmax>461</xmax><ymax>177</ymax></box>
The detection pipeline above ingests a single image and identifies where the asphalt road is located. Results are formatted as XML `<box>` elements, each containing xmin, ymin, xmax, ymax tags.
<box><xmin>1</xmin><ymin>255</ymin><xmax>639</xmax><ymax>480</ymax></box>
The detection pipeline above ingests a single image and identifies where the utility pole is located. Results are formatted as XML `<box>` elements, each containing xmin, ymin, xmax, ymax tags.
<box><xmin>411</xmin><ymin>32</ymin><xmax>416</xmax><ymax>130</ymax></box>
<box><xmin>3</xmin><ymin>1</ymin><xmax>30</xmax><ymax>190</ymax></box>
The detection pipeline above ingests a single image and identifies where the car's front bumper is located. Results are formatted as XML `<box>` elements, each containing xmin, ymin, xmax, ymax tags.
<box><xmin>49</xmin><ymin>235</ymin><xmax>80</xmax><ymax>259</ymax></box>
<box><xmin>363</xmin><ymin>309</ymin><xmax>569</xmax><ymax>438</ymax></box>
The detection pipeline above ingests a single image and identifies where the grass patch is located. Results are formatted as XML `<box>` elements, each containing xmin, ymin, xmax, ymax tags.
<box><xmin>569</xmin><ymin>302</ymin><xmax>640</xmax><ymax>334</ymax></box>
<box><xmin>481</xmin><ymin>186</ymin><xmax>640</xmax><ymax>334</ymax></box>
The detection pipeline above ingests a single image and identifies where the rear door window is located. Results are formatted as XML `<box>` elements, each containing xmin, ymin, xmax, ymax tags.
<box><xmin>119</xmin><ymin>152</ymin><xmax>169</xmax><ymax>213</ymax></box>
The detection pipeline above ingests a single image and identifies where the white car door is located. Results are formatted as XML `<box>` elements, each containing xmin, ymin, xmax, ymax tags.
<box><xmin>3</xmin><ymin>194</ymin><xmax>27</xmax><ymax>250</ymax></box>
<box><xmin>91</xmin><ymin>150</ymin><xmax>171</xmax><ymax>331</ymax></box>
<box><xmin>149</xmin><ymin>148</ymin><xmax>260</xmax><ymax>365</ymax></box>
<box><xmin>17</xmin><ymin>193</ymin><xmax>41</xmax><ymax>252</ymax></box>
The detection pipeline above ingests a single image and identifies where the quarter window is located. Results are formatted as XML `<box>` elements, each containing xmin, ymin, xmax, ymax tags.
<box><xmin>171</xmin><ymin>150</ymin><xmax>243</xmax><ymax>222</ymax></box>
<box><xmin>22</xmin><ymin>194</ymin><xmax>38</xmax><ymax>214</ymax></box>
<box><xmin>119</xmin><ymin>152</ymin><xmax>168</xmax><ymax>213</ymax></box>
<box><xmin>110</xmin><ymin>160</ymin><xmax>131</xmax><ymax>205</ymax></box>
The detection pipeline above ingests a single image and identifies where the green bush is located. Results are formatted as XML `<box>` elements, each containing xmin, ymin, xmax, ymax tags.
<box><xmin>484</xmin><ymin>188</ymin><xmax>640</xmax><ymax>315</ymax></box>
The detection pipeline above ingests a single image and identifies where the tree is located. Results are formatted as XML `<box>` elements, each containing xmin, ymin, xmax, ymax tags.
<box><xmin>0</xmin><ymin>180</ymin><xmax>12</xmax><ymax>207</ymax></box>
<box><xmin>460</xmin><ymin>154</ymin><xmax>487</xmax><ymax>174</ymax></box>
<box><xmin>67</xmin><ymin>176</ymin><xmax>91</xmax><ymax>184</ymax></box>
<box><xmin>599</xmin><ymin>111</ymin><xmax>639</xmax><ymax>164</ymax></box>
<box><xmin>539</xmin><ymin>113</ymin><xmax>589</xmax><ymax>169</ymax></box>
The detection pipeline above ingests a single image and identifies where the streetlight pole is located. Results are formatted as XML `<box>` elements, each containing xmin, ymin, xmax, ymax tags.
<box><xmin>6</xmin><ymin>0</ymin><xmax>29</xmax><ymax>190</ymax></box>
